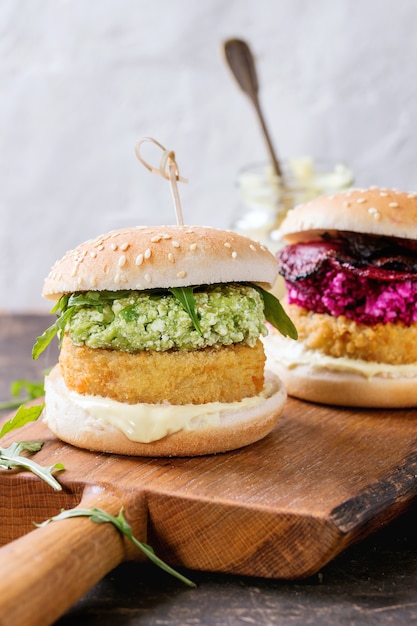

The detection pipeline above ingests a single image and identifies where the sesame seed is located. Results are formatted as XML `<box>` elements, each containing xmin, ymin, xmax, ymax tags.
<box><xmin>177</xmin><ymin>270</ymin><xmax>186</xmax><ymax>278</ymax></box>
<box><xmin>389</xmin><ymin>202</ymin><xmax>399</xmax><ymax>207</ymax></box>
<box><xmin>110</xmin><ymin>243</ymin><xmax>118</xmax><ymax>251</ymax></box>
<box><xmin>120</xmin><ymin>242</ymin><xmax>129</xmax><ymax>251</ymax></box>
<box><xmin>343</xmin><ymin>201</ymin><xmax>351</xmax><ymax>207</ymax></box>
<box><xmin>260</xmin><ymin>245</ymin><xmax>266</xmax><ymax>251</ymax></box>
<box><xmin>144</xmin><ymin>248</ymin><xmax>152</xmax><ymax>259</ymax></box>
<box><xmin>77</xmin><ymin>277</ymin><xmax>83</xmax><ymax>285</ymax></box>
<box><xmin>90</xmin><ymin>251</ymin><xmax>97</xmax><ymax>258</ymax></box>
<box><xmin>224</xmin><ymin>242</ymin><xmax>232</xmax><ymax>248</ymax></box>
<box><xmin>190</xmin><ymin>243</ymin><xmax>197</xmax><ymax>251</ymax></box>
<box><xmin>185</xmin><ymin>229</ymin><xmax>194</xmax><ymax>234</ymax></box>
<box><xmin>373</xmin><ymin>212</ymin><xmax>381</xmax><ymax>220</ymax></box>
<box><xmin>357</xmin><ymin>198</ymin><xmax>366</xmax><ymax>204</ymax></box>
<box><xmin>144</xmin><ymin>274</ymin><xmax>152</xmax><ymax>283</ymax></box>
<box><xmin>97</xmin><ymin>245</ymin><xmax>104</xmax><ymax>251</ymax></box>
<box><xmin>90</xmin><ymin>276</ymin><xmax>97</xmax><ymax>287</ymax></box>
<box><xmin>380</xmin><ymin>192</ymin><xmax>388</xmax><ymax>197</ymax></box>
<box><xmin>168</xmin><ymin>253</ymin><xmax>175</xmax><ymax>263</ymax></box>
<box><xmin>172</xmin><ymin>240</ymin><xmax>180</xmax><ymax>248</ymax></box>
<box><xmin>162</xmin><ymin>234</ymin><xmax>172</xmax><ymax>240</ymax></box>
<box><xmin>151</xmin><ymin>235</ymin><xmax>162</xmax><ymax>243</ymax></box>
<box><xmin>135</xmin><ymin>254</ymin><xmax>143</xmax><ymax>266</ymax></box>
<box><xmin>118</xmin><ymin>255</ymin><xmax>126</xmax><ymax>267</ymax></box>
<box><xmin>368</xmin><ymin>207</ymin><xmax>378</xmax><ymax>214</ymax></box>
<box><xmin>114</xmin><ymin>274</ymin><xmax>120</xmax><ymax>284</ymax></box>
<box><xmin>249</xmin><ymin>244</ymin><xmax>256</xmax><ymax>251</ymax></box>
<box><xmin>232</xmin><ymin>251</ymin><xmax>237</xmax><ymax>259</ymax></box>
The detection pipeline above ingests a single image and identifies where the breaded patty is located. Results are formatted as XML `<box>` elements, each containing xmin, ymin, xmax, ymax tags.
<box><xmin>287</xmin><ymin>304</ymin><xmax>417</xmax><ymax>365</ymax></box>
<box><xmin>60</xmin><ymin>335</ymin><xmax>265</xmax><ymax>404</ymax></box>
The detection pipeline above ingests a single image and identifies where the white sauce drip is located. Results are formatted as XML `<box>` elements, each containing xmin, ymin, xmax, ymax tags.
<box><xmin>264</xmin><ymin>334</ymin><xmax>417</xmax><ymax>379</ymax></box>
<box><xmin>70</xmin><ymin>390</ymin><xmax>268</xmax><ymax>443</ymax></box>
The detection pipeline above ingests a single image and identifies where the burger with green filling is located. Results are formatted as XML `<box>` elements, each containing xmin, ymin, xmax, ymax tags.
<box><xmin>33</xmin><ymin>224</ymin><xmax>296</xmax><ymax>456</ymax></box>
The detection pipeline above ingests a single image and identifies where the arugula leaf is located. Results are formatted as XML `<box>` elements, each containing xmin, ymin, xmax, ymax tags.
<box><xmin>252</xmin><ymin>285</ymin><xmax>298</xmax><ymax>340</ymax></box>
<box><xmin>0</xmin><ymin>403</ymin><xmax>44</xmax><ymax>438</ymax></box>
<box><xmin>67</xmin><ymin>290</ymin><xmax>132</xmax><ymax>309</ymax></box>
<box><xmin>32</xmin><ymin>291</ymin><xmax>140</xmax><ymax>360</ymax></box>
<box><xmin>0</xmin><ymin>440</ymin><xmax>64</xmax><ymax>491</ymax></box>
<box><xmin>10</xmin><ymin>379</ymin><xmax>45</xmax><ymax>401</ymax></box>
<box><xmin>0</xmin><ymin>379</ymin><xmax>45</xmax><ymax>411</ymax></box>
<box><xmin>37</xmin><ymin>506</ymin><xmax>196</xmax><ymax>587</ymax></box>
<box><xmin>32</xmin><ymin>306</ymin><xmax>75</xmax><ymax>360</ymax></box>
<box><xmin>0</xmin><ymin>404</ymin><xmax>64</xmax><ymax>490</ymax></box>
<box><xmin>169</xmin><ymin>287</ymin><xmax>203</xmax><ymax>336</ymax></box>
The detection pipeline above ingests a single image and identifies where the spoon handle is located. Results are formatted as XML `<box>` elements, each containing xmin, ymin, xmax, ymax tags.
<box><xmin>252</xmin><ymin>96</ymin><xmax>283</xmax><ymax>179</ymax></box>
<box><xmin>223</xmin><ymin>38</ymin><xmax>283</xmax><ymax>178</ymax></box>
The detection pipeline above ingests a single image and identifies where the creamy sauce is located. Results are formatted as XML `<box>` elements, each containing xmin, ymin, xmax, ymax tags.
<box><xmin>264</xmin><ymin>334</ymin><xmax>417</xmax><ymax>379</ymax></box>
<box><xmin>70</xmin><ymin>390</ymin><xmax>269</xmax><ymax>443</ymax></box>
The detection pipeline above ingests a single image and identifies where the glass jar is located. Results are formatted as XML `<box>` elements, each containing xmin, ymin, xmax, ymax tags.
<box><xmin>231</xmin><ymin>157</ymin><xmax>354</xmax><ymax>254</ymax></box>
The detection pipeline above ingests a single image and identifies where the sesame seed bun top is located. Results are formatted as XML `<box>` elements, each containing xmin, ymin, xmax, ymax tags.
<box><xmin>42</xmin><ymin>225</ymin><xmax>279</xmax><ymax>300</ymax></box>
<box><xmin>276</xmin><ymin>187</ymin><xmax>417</xmax><ymax>244</ymax></box>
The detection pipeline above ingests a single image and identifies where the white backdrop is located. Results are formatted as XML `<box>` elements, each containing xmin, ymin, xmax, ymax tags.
<box><xmin>2</xmin><ymin>0</ymin><xmax>417</xmax><ymax>311</ymax></box>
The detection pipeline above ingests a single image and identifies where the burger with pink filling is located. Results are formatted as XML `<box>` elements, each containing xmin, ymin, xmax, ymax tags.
<box><xmin>263</xmin><ymin>186</ymin><xmax>417</xmax><ymax>407</ymax></box>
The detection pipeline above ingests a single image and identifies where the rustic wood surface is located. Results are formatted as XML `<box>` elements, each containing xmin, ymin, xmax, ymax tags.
<box><xmin>1</xmin><ymin>314</ymin><xmax>417</xmax><ymax>625</ymax></box>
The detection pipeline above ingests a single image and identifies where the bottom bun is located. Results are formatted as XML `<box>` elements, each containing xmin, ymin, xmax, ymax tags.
<box><xmin>262</xmin><ymin>334</ymin><xmax>417</xmax><ymax>408</ymax></box>
<box><xmin>43</xmin><ymin>364</ymin><xmax>287</xmax><ymax>456</ymax></box>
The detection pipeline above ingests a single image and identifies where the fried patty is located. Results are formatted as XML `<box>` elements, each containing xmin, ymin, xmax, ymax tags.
<box><xmin>60</xmin><ymin>335</ymin><xmax>266</xmax><ymax>404</ymax></box>
<box><xmin>287</xmin><ymin>303</ymin><xmax>417</xmax><ymax>365</ymax></box>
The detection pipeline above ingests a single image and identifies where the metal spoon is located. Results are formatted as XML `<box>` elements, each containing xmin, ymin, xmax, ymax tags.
<box><xmin>223</xmin><ymin>38</ymin><xmax>283</xmax><ymax>179</ymax></box>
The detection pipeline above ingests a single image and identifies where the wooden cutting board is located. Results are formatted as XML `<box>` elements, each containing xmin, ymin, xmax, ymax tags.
<box><xmin>1</xmin><ymin>397</ymin><xmax>417</xmax><ymax>626</ymax></box>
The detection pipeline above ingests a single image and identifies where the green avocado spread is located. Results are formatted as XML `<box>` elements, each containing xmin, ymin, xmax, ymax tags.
<box><xmin>66</xmin><ymin>284</ymin><xmax>267</xmax><ymax>352</ymax></box>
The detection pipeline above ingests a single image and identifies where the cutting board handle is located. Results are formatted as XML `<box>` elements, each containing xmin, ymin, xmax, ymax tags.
<box><xmin>0</xmin><ymin>486</ymin><xmax>141</xmax><ymax>626</ymax></box>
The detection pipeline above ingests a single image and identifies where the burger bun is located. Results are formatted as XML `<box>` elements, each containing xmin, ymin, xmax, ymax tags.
<box><xmin>43</xmin><ymin>224</ymin><xmax>278</xmax><ymax>300</ymax></box>
<box><xmin>263</xmin><ymin>333</ymin><xmax>417</xmax><ymax>409</ymax></box>
<box><xmin>277</xmin><ymin>187</ymin><xmax>417</xmax><ymax>243</ymax></box>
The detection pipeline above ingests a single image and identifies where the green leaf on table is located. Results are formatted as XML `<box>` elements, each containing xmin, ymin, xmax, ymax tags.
<box><xmin>0</xmin><ymin>440</ymin><xmax>64</xmax><ymax>491</ymax></box>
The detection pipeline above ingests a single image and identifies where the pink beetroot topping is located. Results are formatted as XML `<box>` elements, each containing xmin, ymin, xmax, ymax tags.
<box><xmin>286</xmin><ymin>267</ymin><xmax>417</xmax><ymax>326</ymax></box>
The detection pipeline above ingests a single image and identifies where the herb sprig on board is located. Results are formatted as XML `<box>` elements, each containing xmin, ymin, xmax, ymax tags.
<box><xmin>37</xmin><ymin>506</ymin><xmax>196</xmax><ymax>587</ymax></box>
<box><xmin>0</xmin><ymin>403</ymin><xmax>64</xmax><ymax>491</ymax></box>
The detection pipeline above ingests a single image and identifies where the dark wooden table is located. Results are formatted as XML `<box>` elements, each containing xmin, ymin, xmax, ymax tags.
<box><xmin>1</xmin><ymin>313</ymin><xmax>417</xmax><ymax>626</ymax></box>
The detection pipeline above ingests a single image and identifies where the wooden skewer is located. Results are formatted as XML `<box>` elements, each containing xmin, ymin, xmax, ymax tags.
<box><xmin>135</xmin><ymin>137</ymin><xmax>188</xmax><ymax>226</ymax></box>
